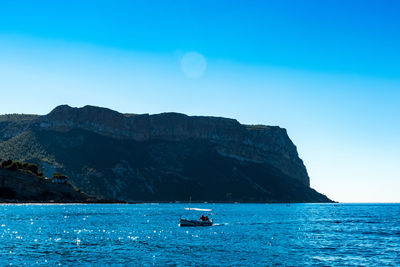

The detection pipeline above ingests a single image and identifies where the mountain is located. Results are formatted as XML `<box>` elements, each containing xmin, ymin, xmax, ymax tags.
<box><xmin>0</xmin><ymin>105</ymin><xmax>332</xmax><ymax>202</ymax></box>
<box><xmin>0</xmin><ymin>160</ymin><xmax>96</xmax><ymax>203</ymax></box>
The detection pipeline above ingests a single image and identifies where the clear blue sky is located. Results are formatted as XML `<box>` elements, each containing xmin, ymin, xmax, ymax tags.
<box><xmin>0</xmin><ymin>0</ymin><xmax>399</xmax><ymax>202</ymax></box>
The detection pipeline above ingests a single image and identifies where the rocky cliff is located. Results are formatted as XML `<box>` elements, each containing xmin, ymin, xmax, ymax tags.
<box><xmin>0</xmin><ymin>105</ymin><xmax>332</xmax><ymax>202</ymax></box>
<box><xmin>0</xmin><ymin>164</ymin><xmax>91</xmax><ymax>203</ymax></box>
<box><xmin>38</xmin><ymin>105</ymin><xmax>309</xmax><ymax>186</ymax></box>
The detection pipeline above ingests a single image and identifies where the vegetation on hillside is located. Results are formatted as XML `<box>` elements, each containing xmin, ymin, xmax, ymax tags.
<box><xmin>0</xmin><ymin>159</ymin><xmax>72</xmax><ymax>185</ymax></box>
<box><xmin>0</xmin><ymin>131</ymin><xmax>61</xmax><ymax>168</ymax></box>
<box><xmin>0</xmin><ymin>159</ymin><xmax>44</xmax><ymax>177</ymax></box>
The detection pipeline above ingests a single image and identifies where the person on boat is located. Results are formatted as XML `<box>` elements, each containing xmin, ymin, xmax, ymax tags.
<box><xmin>200</xmin><ymin>215</ymin><xmax>209</xmax><ymax>222</ymax></box>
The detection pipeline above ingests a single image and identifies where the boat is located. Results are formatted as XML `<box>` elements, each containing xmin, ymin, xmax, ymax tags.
<box><xmin>179</xmin><ymin>218</ymin><xmax>213</xmax><ymax>227</ymax></box>
<box><xmin>179</xmin><ymin>207</ymin><xmax>213</xmax><ymax>227</ymax></box>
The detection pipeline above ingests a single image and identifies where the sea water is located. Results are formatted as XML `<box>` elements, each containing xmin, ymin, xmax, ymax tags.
<box><xmin>0</xmin><ymin>203</ymin><xmax>399</xmax><ymax>266</ymax></box>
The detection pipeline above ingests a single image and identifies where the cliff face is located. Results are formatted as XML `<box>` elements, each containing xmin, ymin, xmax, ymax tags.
<box><xmin>0</xmin><ymin>105</ymin><xmax>331</xmax><ymax>202</ymax></box>
<box><xmin>37</xmin><ymin>105</ymin><xmax>309</xmax><ymax>186</ymax></box>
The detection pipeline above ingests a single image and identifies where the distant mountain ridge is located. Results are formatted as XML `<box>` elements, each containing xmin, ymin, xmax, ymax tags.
<box><xmin>0</xmin><ymin>105</ymin><xmax>332</xmax><ymax>203</ymax></box>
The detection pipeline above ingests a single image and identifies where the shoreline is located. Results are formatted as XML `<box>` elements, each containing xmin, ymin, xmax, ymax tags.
<box><xmin>0</xmin><ymin>201</ymin><xmax>338</xmax><ymax>205</ymax></box>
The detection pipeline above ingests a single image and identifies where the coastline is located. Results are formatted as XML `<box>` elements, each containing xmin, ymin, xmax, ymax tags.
<box><xmin>0</xmin><ymin>200</ymin><xmax>336</xmax><ymax>204</ymax></box>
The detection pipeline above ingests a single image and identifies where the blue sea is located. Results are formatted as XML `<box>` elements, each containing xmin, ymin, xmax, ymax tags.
<box><xmin>0</xmin><ymin>203</ymin><xmax>399</xmax><ymax>266</ymax></box>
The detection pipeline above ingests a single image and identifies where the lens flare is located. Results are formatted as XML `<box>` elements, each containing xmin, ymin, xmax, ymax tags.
<box><xmin>180</xmin><ymin>52</ymin><xmax>207</xmax><ymax>78</ymax></box>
